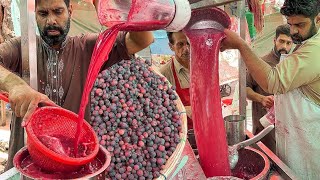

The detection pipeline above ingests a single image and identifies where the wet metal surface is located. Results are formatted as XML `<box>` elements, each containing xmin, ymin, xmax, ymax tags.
<box><xmin>190</xmin><ymin>0</ymin><xmax>242</xmax><ymax>10</ymax></box>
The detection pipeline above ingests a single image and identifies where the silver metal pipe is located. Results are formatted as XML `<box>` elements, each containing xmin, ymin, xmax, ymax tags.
<box><xmin>20</xmin><ymin>0</ymin><xmax>38</xmax><ymax>90</ymax></box>
<box><xmin>237</xmin><ymin>0</ymin><xmax>247</xmax><ymax>118</ymax></box>
<box><xmin>190</xmin><ymin>0</ymin><xmax>242</xmax><ymax>10</ymax></box>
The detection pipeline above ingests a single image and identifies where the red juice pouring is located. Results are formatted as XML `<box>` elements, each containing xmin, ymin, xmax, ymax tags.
<box><xmin>183</xmin><ymin>8</ymin><xmax>231</xmax><ymax>177</ymax></box>
<box><xmin>75</xmin><ymin>25</ymin><xmax>122</xmax><ymax>154</ymax></box>
<box><xmin>75</xmin><ymin>0</ymin><xmax>191</xmax><ymax>155</ymax></box>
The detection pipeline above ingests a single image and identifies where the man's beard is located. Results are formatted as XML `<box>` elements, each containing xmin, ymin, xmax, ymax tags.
<box><xmin>39</xmin><ymin>19</ymin><xmax>71</xmax><ymax>47</ymax></box>
<box><xmin>291</xmin><ymin>21</ymin><xmax>318</xmax><ymax>44</ymax></box>
<box><xmin>274</xmin><ymin>46</ymin><xmax>289</xmax><ymax>57</ymax></box>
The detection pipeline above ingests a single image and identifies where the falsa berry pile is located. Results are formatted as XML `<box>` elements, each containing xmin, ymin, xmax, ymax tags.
<box><xmin>90</xmin><ymin>57</ymin><xmax>182</xmax><ymax>179</ymax></box>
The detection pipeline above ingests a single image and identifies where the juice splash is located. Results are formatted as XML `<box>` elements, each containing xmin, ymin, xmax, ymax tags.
<box><xmin>183</xmin><ymin>8</ymin><xmax>231</xmax><ymax>177</ymax></box>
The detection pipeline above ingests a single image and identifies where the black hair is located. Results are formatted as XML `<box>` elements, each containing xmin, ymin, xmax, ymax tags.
<box><xmin>167</xmin><ymin>32</ymin><xmax>174</xmax><ymax>44</ymax></box>
<box><xmin>280</xmin><ymin>0</ymin><xmax>320</xmax><ymax>18</ymax></box>
<box><xmin>36</xmin><ymin>0</ymin><xmax>71</xmax><ymax>7</ymax></box>
<box><xmin>275</xmin><ymin>24</ymin><xmax>291</xmax><ymax>39</ymax></box>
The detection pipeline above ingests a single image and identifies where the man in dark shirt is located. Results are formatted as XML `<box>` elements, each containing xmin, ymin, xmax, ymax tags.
<box><xmin>1</xmin><ymin>0</ymin><xmax>154</xmax><ymax>170</ymax></box>
<box><xmin>246</xmin><ymin>24</ymin><xmax>293</xmax><ymax>153</ymax></box>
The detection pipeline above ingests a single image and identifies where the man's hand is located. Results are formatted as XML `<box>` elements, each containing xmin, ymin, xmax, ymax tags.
<box><xmin>8</xmin><ymin>84</ymin><xmax>56</xmax><ymax>123</ymax></box>
<box><xmin>220</xmin><ymin>29</ymin><xmax>245</xmax><ymax>52</ymax></box>
<box><xmin>0</xmin><ymin>68</ymin><xmax>56</xmax><ymax>125</ymax></box>
<box><xmin>260</xmin><ymin>95</ymin><xmax>274</xmax><ymax>109</ymax></box>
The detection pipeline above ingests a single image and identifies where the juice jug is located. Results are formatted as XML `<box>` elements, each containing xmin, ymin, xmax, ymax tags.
<box><xmin>97</xmin><ymin>0</ymin><xmax>191</xmax><ymax>31</ymax></box>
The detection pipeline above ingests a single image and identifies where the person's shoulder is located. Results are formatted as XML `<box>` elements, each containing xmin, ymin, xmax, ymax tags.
<box><xmin>159</xmin><ymin>60</ymin><xmax>174</xmax><ymax>82</ymax></box>
<box><xmin>159</xmin><ymin>60</ymin><xmax>172</xmax><ymax>74</ymax></box>
<box><xmin>292</xmin><ymin>36</ymin><xmax>320</xmax><ymax>60</ymax></box>
<box><xmin>69</xmin><ymin>33</ymin><xmax>98</xmax><ymax>43</ymax></box>
<box><xmin>4</xmin><ymin>37</ymin><xmax>21</xmax><ymax>45</ymax></box>
<box><xmin>297</xmin><ymin>31</ymin><xmax>320</xmax><ymax>53</ymax></box>
<box><xmin>0</xmin><ymin>37</ymin><xmax>21</xmax><ymax>50</ymax></box>
<box><xmin>67</xmin><ymin>33</ymin><xmax>99</xmax><ymax>50</ymax></box>
<box><xmin>9</xmin><ymin>36</ymin><xmax>21</xmax><ymax>42</ymax></box>
<box><xmin>261</xmin><ymin>52</ymin><xmax>272</xmax><ymax>61</ymax></box>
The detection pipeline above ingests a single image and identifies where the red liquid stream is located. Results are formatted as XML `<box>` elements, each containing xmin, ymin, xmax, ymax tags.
<box><xmin>185</xmin><ymin>28</ymin><xmax>231</xmax><ymax>177</ymax></box>
<box><xmin>75</xmin><ymin>24</ymin><xmax>122</xmax><ymax>154</ymax></box>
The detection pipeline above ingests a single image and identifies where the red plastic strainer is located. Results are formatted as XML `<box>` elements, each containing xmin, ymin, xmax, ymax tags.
<box><xmin>0</xmin><ymin>93</ymin><xmax>99</xmax><ymax>172</ymax></box>
<box><xmin>25</xmin><ymin>106</ymin><xmax>99</xmax><ymax>172</ymax></box>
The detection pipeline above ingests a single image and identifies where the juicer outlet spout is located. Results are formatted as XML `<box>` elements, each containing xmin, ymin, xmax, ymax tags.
<box><xmin>164</xmin><ymin>0</ymin><xmax>191</xmax><ymax>32</ymax></box>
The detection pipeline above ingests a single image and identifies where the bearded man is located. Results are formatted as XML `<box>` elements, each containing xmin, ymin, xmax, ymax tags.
<box><xmin>1</xmin><ymin>0</ymin><xmax>153</xmax><ymax>170</ymax></box>
<box><xmin>221</xmin><ymin>0</ymin><xmax>320</xmax><ymax>178</ymax></box>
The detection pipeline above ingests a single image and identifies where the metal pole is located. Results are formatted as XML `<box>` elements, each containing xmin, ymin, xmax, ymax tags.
<box><xmin>20</xmin><ymin>0</ymin><xmax>38</xmax><ymax>90</ymax></box>
<box><xmin>237</xmin><ymin>0</ymin><xmax>247</xmax><ymax>117</ymax></box>
<box><xmin>190</xmin><ymin>0</ymin><xmax>242</xmax><ymax>10</ymax></box>
<box><xmin>20</xmin><ymin>0</ymin><xmax>37</xmax><ymax>146</ymax></box>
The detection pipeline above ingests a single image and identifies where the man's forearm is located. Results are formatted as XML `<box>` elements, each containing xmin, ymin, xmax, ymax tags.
<box><xmin>246</xmin><ymin>87</ymin><xmax>263</xmax><ymax>103</ymax></box>
<box><xmin>126</xmin><ymin>31</ymin><xmax>154</xmax><ymax>54</ymax></box>
<box><xmin>0</xmin><ymin>65</ymin><xmax>26</xmax><ymax>93</ymax></box>
<box><xmin>238</xmin><ymin>42</ymin><xmax>272</xmax><ymax>91</ymax></box>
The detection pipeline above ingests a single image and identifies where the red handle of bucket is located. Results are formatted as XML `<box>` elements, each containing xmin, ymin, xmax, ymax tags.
<box><xmin>0</xmin><ymin>93</ymin><xmax>9</xmax><ymax>102</ymax></box>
